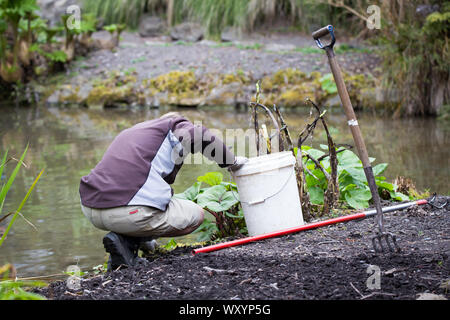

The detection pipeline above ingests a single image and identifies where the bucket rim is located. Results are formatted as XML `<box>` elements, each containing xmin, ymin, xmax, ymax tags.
<box><xmin>232</xmin><ymin>151</ymin><xmax>296</xmax><ymax>177</ymax></box>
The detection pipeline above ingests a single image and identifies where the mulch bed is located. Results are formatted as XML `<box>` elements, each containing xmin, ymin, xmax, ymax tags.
<box><xmin>37</xmin><ymin>196</ymin><xmax>449</xmax><ymax>300</ymax></box>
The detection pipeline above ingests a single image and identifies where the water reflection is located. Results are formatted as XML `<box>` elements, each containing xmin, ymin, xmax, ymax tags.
<box><xmin>0</xmin><ymin>105</ymin><xmax>448</xmax><ymax>277</ymax></box>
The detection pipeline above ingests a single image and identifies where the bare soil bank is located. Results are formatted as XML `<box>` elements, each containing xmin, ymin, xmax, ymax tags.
<box><xmin>37</xmin><ymin>196</ymin><xmax>449</xmax><ymax>300</ymax></box>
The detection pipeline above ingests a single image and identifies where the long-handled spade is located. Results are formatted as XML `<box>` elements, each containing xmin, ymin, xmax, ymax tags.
<box><xmin>312</xmin><ymin>25</ymin><xmax>400</xmax><ymax>253</ymax></box>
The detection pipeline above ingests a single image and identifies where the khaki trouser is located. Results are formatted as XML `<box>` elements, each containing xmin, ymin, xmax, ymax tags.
<box><xmin>81</xmin><ymin>198</ymin><xmax>204</xmax><ymax>238</ymax></box>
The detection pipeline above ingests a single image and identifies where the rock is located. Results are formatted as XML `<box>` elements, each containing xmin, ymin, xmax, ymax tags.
<box><xmin>264</xmin><ymin>43</ymin><xmax>297</xmax><ymax>52</ymax></box>
<box><xmin>204</xmin><ymin>83</ymin><xmax>242</xmax><ymax>106</ymax></box>
<box><xmin>46</xmin><ymin>90</ymin><xmax>60</xmax><ymax>105</ymax></box>
<box><xmin>171</xmin><ymin>96</ymin><xmax>203</xmax><ymax>107</ymax></box>
<box><xmin>221</xmin><ymin>27</ymin><xmax>241</xmax><ymax>42</ymax></box>
<box><xmin>91</xmin><ymin>31</ymin><xmax>116</xmax><ymax>50</ymax></box>
<box><xmin>138</xmin><ymin>15</ymin><xmax>166</xmax><ymax>38</ymax></box>
<box><xmin>77</xmin><ymin>83</ymin><xmax>93</xmax><ymax>102</ymax></box>
<box><xmin>198</xmin><ymin>40</ymin><xmax>219</xmax><ymax>47</ymax></box>
<box><xmin>375</xmin><ymin>86</ymin><xmax>400</xmax><ymax>104</ymax></box>
<box><xmin>324</xmin><ymin>94</ymin><xmax>341</xmax><ymax>107</ymax></box>
<box><xmin>170</xmin><ymin>22</ymin><xmax>204</xmax><ymax>42</ymax></box>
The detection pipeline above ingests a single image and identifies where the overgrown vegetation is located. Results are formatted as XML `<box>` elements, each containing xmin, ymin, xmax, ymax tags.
<box><xmin>0</xmin><ymin>146</ymin><xmax>45</xmax><ymax>300</ymax></box>
<box><xmin>373</xmin><ymin>1</ymin><xmax>449</xmax><ymax>116</ymax></box>
<box><xmin>310</xmin><ymin>0</ymin><xmax>449</xmax><ymax>115</ymax></box>
<box><xmin>0</xmin><ymin>0</ymin><xmax>122</xmax><ymax>101</ymax></box>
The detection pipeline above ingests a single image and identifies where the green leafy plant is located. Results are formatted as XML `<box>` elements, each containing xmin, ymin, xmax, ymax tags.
<box><xmin>42</xmin><ymin>26</ymin><xmax>63</xmax><ymax>44</ymax></box>
<box><xmin>103</xmin><ymin>23</ymin><xmax>127</xmax><ymax>47</ymax></box>
<box><xmin>319</xmin><ymin>73</ymin><xmax>338</xmax><ymax>95</ymax></box>
<box><xmin>79</xmin><ymin>13</ymin><xmax>97</xmax><ymax>34</ymax></box>
<box><xmin>161</xmin><ymin>238</ymin><xmax>178</xmax><ymax>251</ymax></box>
<box><xmin>29</xmin><ymin>44</ymin><xmax>67</xmax><ymax>65</ymax></box>
<box><xmin>0</xmin><ymin>0</ymin><xmax>40</xmax><ymax>82</ymax></box>
<box><xmin>174</xmin><ymin>171</ymin><xmax>246</xmax><ymax>241</ymax></box>
<box><xmin>297</xmin><ymin>145</ymin><xmax>409</xmax><ymax>210</ymax></box>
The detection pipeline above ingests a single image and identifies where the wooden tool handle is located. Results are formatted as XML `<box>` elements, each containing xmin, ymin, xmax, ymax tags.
<box><xmin>325</xmin><ymin>48</ymin><xmax>371</xmax><ymax>167</ymax></box>
<box><xmin>312</xmin><ymin>25</ymin><xmax>332</xmax><ymax>39</ymax></box>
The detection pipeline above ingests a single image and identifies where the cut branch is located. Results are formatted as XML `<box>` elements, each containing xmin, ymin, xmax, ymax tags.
<box><xmin>307</xmin><ymin>98</ymin><xmax>340</xmax><ymax>215</ymax></box>
<box><xmin>320</xmin><ymin>0</ymin><xmax>370</xmax><ymax>24</ymax></box>
<box><xmin>305</xmin><ymin>153</ymin><xmax>331</xmax><ymax>181</ymax></box>
<box><xmin>273</xmin><ymin>104</ymin><xmax>292</xmax><ymax>152</ymax></box>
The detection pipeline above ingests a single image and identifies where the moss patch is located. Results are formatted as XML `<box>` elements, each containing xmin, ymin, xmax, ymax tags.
<box><xmin>46</xmin><ymin>67</ymin><xmax>377</xmax><ymax>109</ymax></box>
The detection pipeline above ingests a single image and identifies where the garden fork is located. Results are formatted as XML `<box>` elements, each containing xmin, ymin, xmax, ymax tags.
<box><xmin>312</xmin><ymin>25</ymin><xmax>400</xmax><ymax>253</ymax></box>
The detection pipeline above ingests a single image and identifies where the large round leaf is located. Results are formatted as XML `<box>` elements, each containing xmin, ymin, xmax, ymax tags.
<box><xmin>196</xmin><ymin>185</ymin><xmax>239</xmax><ymax>212</ymax></box>
<box><xmin>173</xmin><ymin>181</ymin><xmax>202</xmax><ymax>201</ymax></box>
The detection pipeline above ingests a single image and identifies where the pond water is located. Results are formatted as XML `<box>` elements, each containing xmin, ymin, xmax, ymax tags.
<box><xmin>0</xmin><ymin>105</ymin><xmax>448</xmax><ymax>278</ymax></box>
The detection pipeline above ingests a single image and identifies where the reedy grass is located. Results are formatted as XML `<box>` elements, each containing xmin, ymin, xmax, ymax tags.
<box><xmin>0</xmin><ymin>146</ymin><xmax>44</xmax><ymax>246</ymax></box>
<box><xmin>0</xmin><ymin>146</ymin><xmax>45</xmax><ymax>300</ymax></box>
<box><xmin>82</xmin><ymin>0</ymin><xmax>148</xmax><ymax>29</ymax></box>
<box><xmin>82</xmin><ymin>0</ymin><xmax>344</xmax><ymax>37</ymax></box>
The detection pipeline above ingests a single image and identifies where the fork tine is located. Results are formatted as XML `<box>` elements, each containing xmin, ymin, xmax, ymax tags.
<box><xmin>388</xmin><ymin>233</ymin><xmax>401</xmax><ymax>253</ymax></box>
<box><xmin>385</xmin><ymin>234</ymin><xmax>394</xmax><ymax>252</ymax></box>
<box><xmin>379</xmin><ymin>236</ymin><xmax>385</xmax><ymax>252</ymax></box>
<box><xmin>372</xmin><ymin>236</ymin><xmax>383</xmax><ymax>253</ymax></box>
<box><xmin>371</xmin><ymin>237</ymin><xmax>377</xmax><ymax>252</ymax></box>
<box><xmin>372</xmin><ymin>233</ymin><xmax>401</xmax><ymax>253</ymax></box>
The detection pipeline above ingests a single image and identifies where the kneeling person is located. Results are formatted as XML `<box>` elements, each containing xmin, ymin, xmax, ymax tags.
<box><xmin>79</xmin><ymin>112</ymin><xmax>247</xmax><ymax>270</ymax></box>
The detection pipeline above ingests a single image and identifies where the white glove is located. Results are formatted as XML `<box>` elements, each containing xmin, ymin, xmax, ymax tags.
<box><xmin>228</xmin><ymin>156</ymin><xmax>248</xmax><ymax>172</ymax></box>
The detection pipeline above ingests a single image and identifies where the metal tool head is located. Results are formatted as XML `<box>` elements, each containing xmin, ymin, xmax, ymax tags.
<box><xmin>371</xmin><ymin>232</ymin><xmax>401</xmax><ymax>253</ymax></box>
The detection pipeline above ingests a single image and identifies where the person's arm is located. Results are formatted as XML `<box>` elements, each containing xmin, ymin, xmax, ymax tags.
<box><xmin>172</xmin><ymin>118</ymin><xmax>235</xmax><ymax>168</ymax></box>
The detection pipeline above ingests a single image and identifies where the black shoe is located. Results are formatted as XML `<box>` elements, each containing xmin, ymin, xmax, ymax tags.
<box><xmin>103</xmin><ymin>232</ymin><xmax>139</xmax><ymax>271</ymax></box>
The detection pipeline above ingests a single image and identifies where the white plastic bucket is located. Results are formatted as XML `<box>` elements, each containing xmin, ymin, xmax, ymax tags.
<box><xmin>233</xmin><ymin>151</ymin><xmax>304</xmax><ymax>236</ymax></box>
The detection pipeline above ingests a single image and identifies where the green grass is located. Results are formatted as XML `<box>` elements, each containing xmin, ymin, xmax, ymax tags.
<box><xmin>173</xmin><ymin>40</ymin><xmax>194</xmax><ymax>46</ymax></box>
<box><xmin>131</xmin><ymin>56</ymin><xmax>147</xmax><ymax>64</ymax></box>
<box><xmin>210</xmin><ymin>42</ymin><xmax>234</xmax><ymax>48</ymax></box>
<box><xmin>235</xmin><ymin>42</ymin><xmax>262</xmax><ymax>50</ymax></box>
<box><xmin>294</xmin><ymin>47</ymin><xmax>322</xmax><ymax>54</ymax></box>
<box><xmin>335</xmin><ymin>44</ymin><xmax>374</xmax><ymax>54</ymax></box>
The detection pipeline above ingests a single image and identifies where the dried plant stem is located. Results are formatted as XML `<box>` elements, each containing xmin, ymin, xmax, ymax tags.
<box><xmin>307</xmin><ymin>99</ymin><xmax>339</xmax><ymax>215</ymax></box>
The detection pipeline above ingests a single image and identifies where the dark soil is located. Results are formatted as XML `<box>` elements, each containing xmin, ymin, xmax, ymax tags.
<box><xmin>37</xmin><ymin>196</ymin><xmax>449</xmax><ymax>300</ymax></box>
